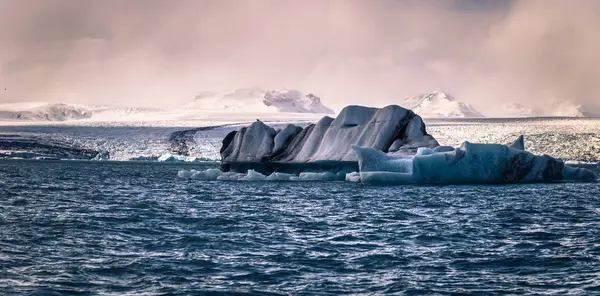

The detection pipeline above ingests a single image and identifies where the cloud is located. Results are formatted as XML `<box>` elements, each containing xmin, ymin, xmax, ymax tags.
<box><xmin>0</xmin><ymin>0</ymin><xmax>598</xmax><ymax>115</ymax></box>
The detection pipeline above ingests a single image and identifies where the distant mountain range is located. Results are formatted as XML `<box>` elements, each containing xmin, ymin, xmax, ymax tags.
<box><xmin>0</xmin><ymin>88</ymin><xmax>335</xmax><ymax>122</ymax></box>
<box><xmin>192</xmin><ymin>88</ymin><xmax>335</xmax><ymax>114</ymax></box>
<box><xmin>8</xmin><ymin>103</ymin><xmax>93</xmax><ymax>121</ymax></box>
<box><xmin>2</xmin><ymin>89</ymin><xmax>597</xmax><ymax>122</ymax></box>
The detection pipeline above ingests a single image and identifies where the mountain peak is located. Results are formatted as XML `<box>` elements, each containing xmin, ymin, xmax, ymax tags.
<box><xmin>403</xmin><ymin>91</ymin><xmax>483</xmax><ymax>118</ymax></box>
<box><xmin>263</xmin><ymin>89</ymin><xmax>334</xmax><ymax>114</ymax></box>
<box><xmin>423</xmin><ymin>90</ymin><xmax>455</xmax><ymax>102</ymax></box>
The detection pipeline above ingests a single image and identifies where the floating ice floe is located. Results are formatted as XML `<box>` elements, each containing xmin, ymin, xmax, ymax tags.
<box><xmin>177</xmin><ymin>169</ymin><xmax>349</xmax><ymax>182</ymax></box>
<box><xmin>352</xmin><ymin>140</ymin><xmax>596</xmax><ymax>185</ymax></box>
<box><xmin>158</xmin><ymin>153</ymin><xmax>199</xmax><ymax>162</ymax></box>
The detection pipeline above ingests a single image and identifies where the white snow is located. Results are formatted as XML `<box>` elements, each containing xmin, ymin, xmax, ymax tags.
<box><xmin>0</xmin><ymin>89</ymin><xmax>333</xmax><ymax>124</ymax></box>
<box><xmin>404</xmin><ymin>91</ymin><xmax>484</xmax><ymax>118</ymax></box>
<box><xmin>190</xmin><ymin>88</ymin><xmax>335</xmax><ymax>114</ymax></box>
<box><xmin>263</xmin><ymin>90</ymin><xmax>334</xmax><ymax>114</ymax></box>
<box><xmin>8</xmin><ymin>103</ymin><xmax>92</xmax><ymax>121</ymax></box>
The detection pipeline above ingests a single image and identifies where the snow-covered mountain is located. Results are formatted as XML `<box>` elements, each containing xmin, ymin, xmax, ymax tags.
<box><xmin>403</xmin><ymin>91</ymin><xmax>484</xmax><ymax>118</ymax></box>
<box><xmin>10</xmin><ymin>103</ymin><xmax>93</xmax><ymax>121</ymax></box>
<box><xmin>192</xmin><ymin>88</ymin><xmax>335</xmax><ymax>114</ymax></box>
<box><xmin>263</xmin><ymin>90</ymin><xmax>334</xmax><ymax>114</ymax></box>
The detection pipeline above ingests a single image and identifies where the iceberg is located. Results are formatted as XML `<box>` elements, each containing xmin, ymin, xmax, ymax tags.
<box><xmin>221</xmin><ymin>104</ymin><xmax>438</xmax><ymax>167</ymax></box>
<box><xmin>353</xmin><ymin>138</ymin><xmax>597</xmax><ymax>185</ymax></box>
<box><xmin>197</xmin><ymin>103</ymin><xmax>598</xmax><ymax>185</ymax></box>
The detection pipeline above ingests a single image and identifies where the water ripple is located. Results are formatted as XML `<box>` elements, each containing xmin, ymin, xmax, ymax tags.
<box><xmin>1</xmin><ymin>160</ymin><xmax>600</xmax><ymax>295</ymax></box>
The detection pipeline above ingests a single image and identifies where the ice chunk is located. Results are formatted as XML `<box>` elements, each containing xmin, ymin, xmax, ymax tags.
<box><xmin>91</xmin><ymin>152</ymin><xmax>110</xmax><ymax>161</ymax></box>
<box><xmin>158</xmin><ymin>153</ymin><xmax>197</xmax><ymax>162</ymax></box>
<box><xmin>177</xmin><ymin>170</ymin><xmax>195</xmax><ymax>179</ymax></box>
<box><xmin>191</xmin><ymin>168</ymin><xmax>221</xmax><ymax>180</ymax></box>
<box><xmin>353</xmin><ymin>139</ymin><xmax>597</xmax><ymax>185</ymax></box>
<box><xmin>345</xmin><ymin>172</ymin><xmax>361</xmax><ymax>183</ymax></box>
<box><xmin>508</xmin><ymin>135</ymin><xmax>525</xmax><ymax>151</ymax></box>
<box><xmin>178</xmin><ymin>169</ymin><xmax>221</xmax><ymax>180</ymax></box>
<box><xmin>241</xmin><ymin>169</ymin><xmax>267</xmax><ymax>181</ymax></box>
<box><xmin>295</xmin><ymin>172</ymin><xmax>338</xmax><ymax>181</ymax></box>
<box><xmin>266</xmin><ymin>172</ymin><xmax>296</xmax><ymax>181</ymax></box>
<box><xmin>217</xmin><ymin>172</ymin><xmax>247</xmax><ymax>181</ymax></box>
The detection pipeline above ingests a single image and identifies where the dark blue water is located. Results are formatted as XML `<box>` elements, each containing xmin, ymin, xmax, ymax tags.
<box><xmin>1</xmin><ymin>160</ymin><xmax>600</xmax><ymax>295</ymax></box>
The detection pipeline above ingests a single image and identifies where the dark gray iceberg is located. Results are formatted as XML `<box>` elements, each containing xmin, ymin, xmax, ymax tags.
<box><xmin>220</xmin><ymin>105</ymin><xmax>438</xmax><ymax>173</ymax></box>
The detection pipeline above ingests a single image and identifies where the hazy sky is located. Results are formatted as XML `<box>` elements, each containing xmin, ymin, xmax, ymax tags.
<box><xmin>1</xmin><ymin>0</ymin><xmax>599</xmax><ymax>114</ymax></box>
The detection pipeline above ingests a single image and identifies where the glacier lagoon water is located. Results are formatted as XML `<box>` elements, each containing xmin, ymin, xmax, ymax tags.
<box><xmin>2</xmin><ymin>159</ymin><xmax>600</xmax><ymax>295</ymax></box>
